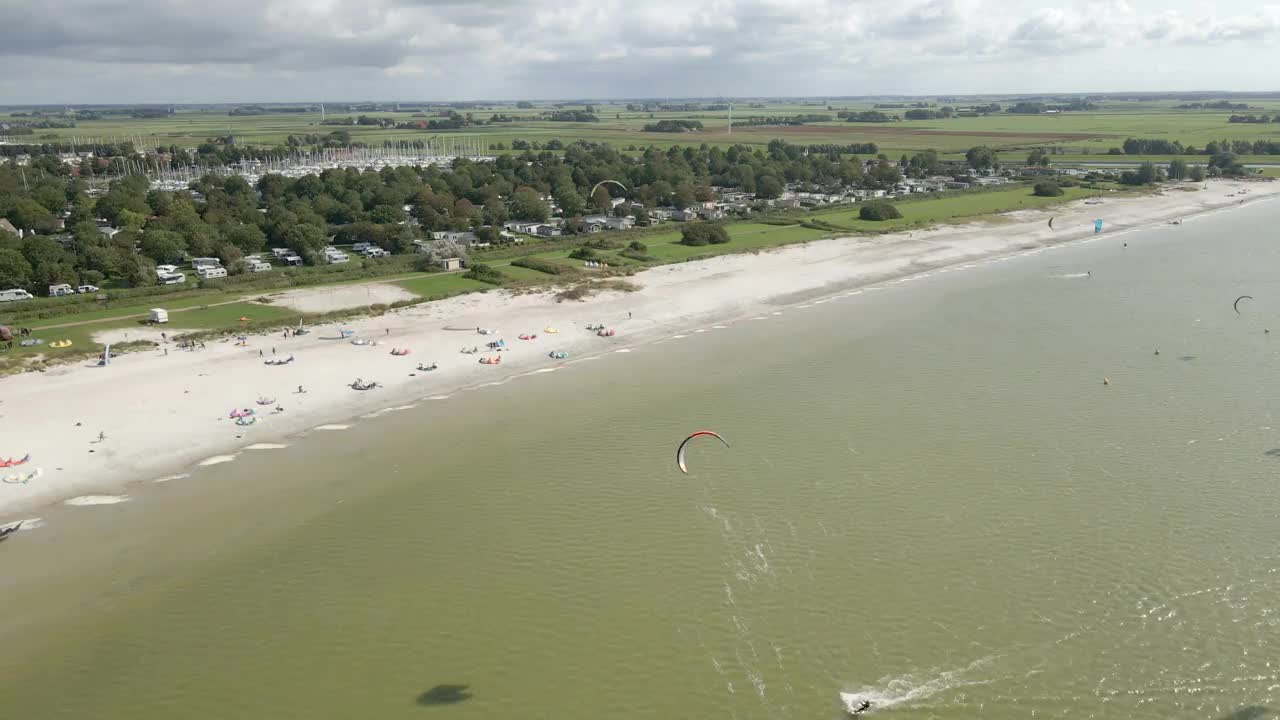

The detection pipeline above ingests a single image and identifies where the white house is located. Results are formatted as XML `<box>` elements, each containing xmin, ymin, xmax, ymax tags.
<box><xmin>604</xmin><ymin>216</ymin><xmax>635</xmax><ymax>231</ymax></box>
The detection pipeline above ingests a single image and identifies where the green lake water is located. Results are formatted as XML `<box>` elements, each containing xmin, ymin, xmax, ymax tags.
<box><xmin>4</xmin><ymin>200</ymin><xmax>1280</xmax><ymax>719</ymax></box>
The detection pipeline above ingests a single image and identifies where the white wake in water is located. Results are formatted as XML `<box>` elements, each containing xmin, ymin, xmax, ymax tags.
<box><xmin>839</xmin><ymin>657</ymin><xmax>996</xmax><ymax>713</ymax></box>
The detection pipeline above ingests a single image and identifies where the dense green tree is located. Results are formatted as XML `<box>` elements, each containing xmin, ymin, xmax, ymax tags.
<box><xmin>680</xmin><ymin>222</ymin><xmax>730</xmax><ymax>246</ymax></box>
<box><xmin>1188</xmin><ymin>164</ymin><xmax>1207</xmax><ymax>182</ymax></box>
<box><xmin>859</xmin><ymin>200</ymin><xmax>902</xmax><ymax>221</ymax></box>
<box><xmin>509</xmin><ymin>187</ymin><xmax>548</xmax><ymax>221</ymax></box>
<box><xmin>0</xmin><ymin>247</ymin><xmax>33</xmax><ymax>289</ymax></box>
<box><xmin>965</xmin><ymin>146</ymin><xmax>998</xmax><ymax>172</ymax></box>
<box><xmin>756</xmin><ymin>175</ymin><xmax>784</xmax><ymax>199</ymax></box>
<box><xmin>139</xmin><ymin>230</ymin><xmax>188</xmax><ymax>264</ymax></box>
<box><xmin>1167</xmin><ymin>158</ymin><xmax>1188</xmax><ymax>180</ymax></box>
<box><xmin>6</xmin><ymin>199</ymin><xmax>57</xmax><ymax>233</ymax></box>
<box><xmin>1033</xmin><ymin>182</ymin><xmax>1064</xmax><ymax>197</ymax></box>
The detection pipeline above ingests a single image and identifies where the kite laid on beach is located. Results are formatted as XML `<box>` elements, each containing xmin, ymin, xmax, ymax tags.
<box><xmin>1235</xmin><ymin>295</ymin><xmax>1253</xmax><ymax>314</ymax></box>
<box><xmin>1048</xmin><ymin>217</ymin><xmax>1054</xmax><ymax>229</ymax></box>
<box><xmin>676</xmin><ymin>431</ymin><xmax>730</xmax><ymax>474</ymax></box>
<box><xmin>0</xmin><ymin>454</ymin><xmax>31</xmax><ymax>468</ymax></box>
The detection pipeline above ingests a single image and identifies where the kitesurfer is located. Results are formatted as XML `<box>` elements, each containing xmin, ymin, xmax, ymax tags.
<box><xmin>297</xmin><ymin>385</ymin><xmax>306</xmax><ymax>394</ymax></box>
<box><xmin>851</xmin><ymin>700</ymin><xmax>872</xmax><ymax>715</ymax></box>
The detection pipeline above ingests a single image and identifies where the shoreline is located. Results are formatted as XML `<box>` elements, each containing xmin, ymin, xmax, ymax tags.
<box><xmin>3</xmin><ymin>179</ymin><xmax>1276</xmax><ymax>520</ymax></box>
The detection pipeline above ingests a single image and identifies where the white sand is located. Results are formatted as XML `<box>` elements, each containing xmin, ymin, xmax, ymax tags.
<box><xmin>1</xmin><ymin>180</ymin><xmax>1275</xmax><ymax>516</ymax></box>
<box><xmin>266</xmin><ymin>282</ymin><xmax>416</xmax><ymax>314</ymax></box>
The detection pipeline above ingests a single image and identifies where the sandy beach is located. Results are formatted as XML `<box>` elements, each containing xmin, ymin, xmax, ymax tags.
<box><xmin>1</xmin><ymin>179</ymin><xmax>1275</xmax><ymax>518</ymax></box>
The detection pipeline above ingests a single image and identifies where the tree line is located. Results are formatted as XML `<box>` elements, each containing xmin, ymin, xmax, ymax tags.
<box><xmin>0</xmin><ymin>140</ymin><xmax>892</xmax><ymax>292</ymax></box>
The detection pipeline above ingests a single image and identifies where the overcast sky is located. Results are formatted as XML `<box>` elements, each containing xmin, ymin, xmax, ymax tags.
<box><xmin>1</xmin><ymin>0</ymin><xmax>1277</xmax><ymax>104</ymax></box>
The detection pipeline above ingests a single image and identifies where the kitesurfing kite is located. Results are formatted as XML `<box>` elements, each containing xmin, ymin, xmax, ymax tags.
<box><xmin>1235</xmin><ymin>295</ymin><xmax>1253</xmax><ymax>314</ymax></box>
<box><xmin>0</xmin><ymin>454</ymin><xmax>30</xmax><ymax>468</ymax></box>
<box><xmin>1048</xmin><ymin>217</ymin><xmax>1054</xmax><ymax>230</ymax></box>
<box><xmin>676</xmin><ymin>431</ymin><xmax>729</xmax><ymax>474</ymax></box>
<box><xmin>1094</xmin><ymin>219</ymin><xmax>1103</xmax><ymax>234</ymax></box>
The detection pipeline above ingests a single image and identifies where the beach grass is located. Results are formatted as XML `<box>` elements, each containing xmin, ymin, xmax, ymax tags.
<box><xmin>808</xmin><ymin>185</ymin><xmax>1106</xmax><ymax>231</ymax></box>
<box><xmin>394</xmin><ymin>274</ymin><xmax>491</xmax><ymax>299</ymax></box>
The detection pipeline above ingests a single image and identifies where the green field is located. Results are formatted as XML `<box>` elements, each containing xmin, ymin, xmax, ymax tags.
<box><xmin>809</xmin><ymin>185</ymin><xmax>1107</xmax><ymax>231</ymax></box>
<box><xmin>392</xmin><ymin>273</ymin><xmax>489</xmax><ymax>298</ymax></box>
<box><xmin>9</xmin><ymin>98</ymin><xmax>1280</xmax><ymax>162</ymax></box>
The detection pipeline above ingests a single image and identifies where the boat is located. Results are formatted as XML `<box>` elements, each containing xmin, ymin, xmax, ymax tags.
<box><xmin>49</xmin><ymin>340</ymin><xmax>73</xmax><ymax>348</ymax></box>
<box><xmin>597</xmin><ymin>329</ymin><xmax>616</xmax><ymax>337</ymax></box>
<box><xmin>390</xmin><ymin>348</ymin><xmax>411</xmax><ymax>356</ymax></box>
<box><xmin>545</xmin><ymin>327</ymin><xmax>559</xmax><ymax>334</ymax></box>
<box><xmin>518</xmin><ymin>334</ymin><xmax>537</xmax><ymax>340</ymax></box>
<box><xmin>416</xmin><ymin>362</ymin><xmax>439</xmax><ymax>372</ymax></box>
<box><xmin>235</xmin><ymin>416</ymin><xmax>257</xmax><ymax>426</ymax></box>
<box><xmin>0</xmin><ymin>454</ymin><xmax>31</xmax><ymax>468</ymax></box>
<box><xmin>479</xmin><ymin>356</ymin><xmax>502</xmax><ymax>365</ymax></box>
<box><xmin>549</xmin><ymin>351</ymin><xmax>568</xmax><ymax>359</ymax></box>
<box><xmin>256</xmin><ymin>397</ymin><xmax>275</xmax><ymax>405</ymax></box>
<box><xmin>460</xmin><ymin>346</ymin><xmax>479</xmax><ymax>354</ymax></box>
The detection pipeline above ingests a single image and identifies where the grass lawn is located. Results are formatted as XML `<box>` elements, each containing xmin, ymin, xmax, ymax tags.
<box><xmin>810</xmin><ymin>185</ymin><xmax>1105</xmax><ymax>231</ymax></box>
<box><xmin>644</xmin><ymin>223</ymin><xmax>830</xmax><ymax>261</ymax></box>
<box><xmin>394</xmin><ymin>274</ymin><xmax>490</xmax><ymax>299</ymax></box>
<box><xmin>494</xmin><ymin>264</ymin><xmax>556</xmax><ymax>282</ymax></box>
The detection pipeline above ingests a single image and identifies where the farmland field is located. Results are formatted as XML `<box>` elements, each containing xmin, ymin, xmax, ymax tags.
<box><xmin>7</xmin><ymin>97</ymin><xmax>1280</xmax><ymax>163</ymax></box>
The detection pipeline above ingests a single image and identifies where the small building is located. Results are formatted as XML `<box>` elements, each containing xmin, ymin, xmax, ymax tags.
<box><xmin>604</xmin><ymin>216</ymin><xmax>635</xmax><ymax>231</ymax></box>
<box><xmin>440</xmin><ymin>257</ymin><xmax>463</xmax><ymax>271</ymax></box>
<box><xmin>534</xmin><ymin>224</ymin><xmax>562</xmax><ymax>238</ymax></box>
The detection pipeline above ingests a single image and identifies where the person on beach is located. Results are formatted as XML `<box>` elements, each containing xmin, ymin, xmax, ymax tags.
<box><xmin>259</xmin><ymin>350</ymin><xmax>264</xmax><ymax>357</ymax></box>
<box><xmin>97</xmin><ymin>431</ymin><xmax>106</xmax><ymax>442</ymax></box>
<box><xmin>297</xmin><ymin>385</ymin><xmax>306</xmax><ymax>394</ymax></box>
<box><xmin>272</xmin><ymin>347</ymin><xmax>276</xmax><ymax>355</ymax></box>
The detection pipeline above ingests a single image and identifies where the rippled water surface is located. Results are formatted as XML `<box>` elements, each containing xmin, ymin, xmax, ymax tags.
<box><xmin>4</xmin><ymin>200</ymin><xmax>1280</xmax><ymax>719</ymax></box>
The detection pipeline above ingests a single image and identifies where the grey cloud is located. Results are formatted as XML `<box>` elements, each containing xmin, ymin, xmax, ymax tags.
<box><xmin>0</xmin><ymin>0</ymin><xmax>1278</xmax><ymax>103</ymax></box>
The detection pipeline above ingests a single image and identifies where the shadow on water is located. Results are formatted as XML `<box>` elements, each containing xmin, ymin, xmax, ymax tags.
<box><xmin>417</xmin><ymin>684</ymin><xmax>473</xmax><ymax>706</ymax></box>
<box><xmin>1218</xmin><ymin>707</ymin><xmax>1272</xmax><ymax>720</ymax></box>
<box><xmin>1263</xmin><ymin>449</ymin><xmax>1280</xmax><ymax>458</ymax></box>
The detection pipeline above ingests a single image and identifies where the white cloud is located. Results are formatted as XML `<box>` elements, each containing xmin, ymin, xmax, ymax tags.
<box><xmin>0</xmin><ymin>0</ymin><xmax>1276</xmax><ymax>102</ymax></box>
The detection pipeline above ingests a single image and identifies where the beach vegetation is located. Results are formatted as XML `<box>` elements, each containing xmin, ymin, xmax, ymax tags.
<box><xmin>1033</xmin><ymin>182</ymin><xmax>1064</xmax><ymax>197</ymax></box>
<box><xmin>859</xmin><ymin>200</ymin><xmax>902</xmax><ymax>221</ymax></box>
<box><xmin>680</xmin><ymin>222</ymin><xmax>731</xmax><ymax>246</ymax></box>
<box><xmin>462</xmin><ymin>263</ymin><xmax>506</xmax><ymax>285</ymax></box>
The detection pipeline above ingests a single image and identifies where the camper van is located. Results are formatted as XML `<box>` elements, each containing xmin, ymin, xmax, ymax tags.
<box><xmin>77</xmin><ymin>284</ymin><xmax>100</xmax><ymax>294</ymax></box>
<box><xmin>48</xmin><ymin>283</ymin><xmax>75</xmax><ymax>297</ymax></box>
<box><xmin>155</xmin><ymin>264</ymin><xmax>178</xmax><ymax>276</ymax></box>
<box><xmin>148</xmin><ymin>308</ymin><xmax>169</xmax><ymax>324</ymax></box>
<box><xmin>323</xmin><ymin>248</ymin><xmax>349</xmax><ymax>264</ymax></box>
<box><xmin>351</xmin><ymin>242</ymin><xmax>374</xmax><ymax>253</ymax></box>
<box><xmin>285</xmin><ymin>255</ymin><xmax>303</xmax><ymax>267</ymax></box>
<box><xmin>196</xmin><ymin>266</ymin><xmax>228</xmax><ymax>279</ymax></box>
<box><xmin>362</xmin><ymin>247</ymin><xmax>389</xmax><ymax>258</ymax></box>
<box><xmin>157</xmin><ymin>271</ymin><xmax>186</xmax><ymax>286</ymax></box>
<box><xmin>247</xmin><ymin>260</ymin><xmax>272</xmax><ymax>273</ymax></box>
<box><xmin>0</xmin><ymin>289</ymin><xmax>34</xmax><ymax>303</ymax></box>
<box><xmin>271</xmin><ymin>247</ymin><xmax>292</xmax><ymax>259</ymax></box>
<box><xmin>191</xmin><ymin>257</ymin><xmax>222</xmax><ymax>270</ymax></box>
